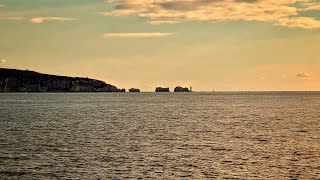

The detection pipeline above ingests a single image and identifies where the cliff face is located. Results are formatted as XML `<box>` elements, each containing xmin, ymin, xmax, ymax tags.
<box><xmin>0</xmin><ymin>68</ymin><xmax>120</xmax><ymax>92</ymax></box>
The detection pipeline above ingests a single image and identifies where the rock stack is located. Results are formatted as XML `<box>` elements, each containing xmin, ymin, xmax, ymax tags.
<box><xmin>174</xmin><ymin>86</ymin><xmax>190</xmax><ymax>92</ymax></box>
<box><xmin>155</xmin><ymin>87</ymin><xmax>170</xmax><ymax>92</ymax></box>
<box><xmin>129</xmin><ymin>88</ymin><xmax>140</xmax><ymax>92</ymax></box>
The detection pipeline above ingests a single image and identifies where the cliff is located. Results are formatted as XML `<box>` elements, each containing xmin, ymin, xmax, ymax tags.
<box><xmin>0</xmin><ymin>68</ymin><xmax>121</xmax><ymax>93</ymax></box>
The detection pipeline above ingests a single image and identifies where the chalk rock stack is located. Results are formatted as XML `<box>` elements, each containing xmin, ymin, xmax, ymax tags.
<box><xmin>155</xmin><ymin>87</ymin><xmax>170</xmax><ymax>92</ymax></box>
<box><xmin>174</xmin><ymin>86</ymin><xmax>190</xmax><ymax>92</ymax></box>
<box><xmin>129</xmin><ymin>88</ymin><xmax>140</xmax><ymax>92</ymax></box>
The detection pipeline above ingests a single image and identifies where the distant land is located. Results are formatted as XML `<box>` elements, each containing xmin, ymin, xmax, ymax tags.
<box><xmin>0</xmin><ymin>68</ymin><xmax>194</xmax><ymax>93</ymax></box>
<box><xmin>0</xmin><ymin>68</ymin><xmax>122</xmax><ymax>93</ymax></box>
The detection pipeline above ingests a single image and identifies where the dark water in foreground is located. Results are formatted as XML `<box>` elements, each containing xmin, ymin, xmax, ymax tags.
<box><xmin>0</xmin><ymin>92</ymin><xmax>319</xmax><ymax>179</ymax></box>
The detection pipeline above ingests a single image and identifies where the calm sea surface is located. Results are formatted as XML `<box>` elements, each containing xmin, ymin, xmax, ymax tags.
<box><xmin>0</xmin><ymin>92</ymin><xmax>319</xmax><ymax>179</ymax></box>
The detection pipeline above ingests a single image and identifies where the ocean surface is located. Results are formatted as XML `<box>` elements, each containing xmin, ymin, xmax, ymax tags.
<box><xmin>0</xmin><ymin>92</ymin><xmax>319</xmax><ymax>179</ymax></box>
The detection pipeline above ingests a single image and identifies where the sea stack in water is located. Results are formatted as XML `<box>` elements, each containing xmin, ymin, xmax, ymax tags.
<box><xmin>174</xmin><ymin>86</ymin><xmax>190</xmax><ymax>92</ymax></box>
<box><xmin>129</xmin><ymin>88</ymin><xmax>140</xmax><ymax>92</ymax></box>
<box><xmin>155</xmin><ymin>87</ymin><xmax>170</xmax><ymax>92</ymax></box>
<box><xmin>0</xmin><ymin>68</ymin><xmax>121</xmax><ymax>92</ymax></box>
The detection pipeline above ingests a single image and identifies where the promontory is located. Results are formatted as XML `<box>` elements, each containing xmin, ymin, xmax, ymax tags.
<box><xmin>0</xmin><ymin>68</ymin><xmax>122</xmax><ymax>93</ymax></box>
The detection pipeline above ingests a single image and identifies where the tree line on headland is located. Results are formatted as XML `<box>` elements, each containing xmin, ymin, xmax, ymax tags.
<box><xmin>0</xmin><ymin>68</ymin><xmax>191</xmax><ymax>93</ymax></box>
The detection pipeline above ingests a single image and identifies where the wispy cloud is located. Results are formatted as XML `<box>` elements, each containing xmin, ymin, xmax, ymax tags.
<box><xmin>277</xmin><ymin>17</ymin><xmax>320</xmax><ymax>29</ymax></box>
<box><xmin>103</xmin><ymin>32</ymin><xmax>175</xmax><ymax>38</ymax></box>
<box><xmin>302</xmin><ymin>3</ymin><xmax>320</xmax><ymax>11</ymax></box>
<box><xmin>0</xmin><ymin>5</ymin><xmax>6</xmax><ymax>7</ymax></box>
<box><xmin>30</xmin><ymin>17</ymin><xmax>76</xmax><ymax>24</ymax></box>
<box><xmin>304</xmin><ymin>4</ymin><xmax>320</xmax><ymax>11</ymax></box>
<box><xmin>148</xmin><ymin>20</ymin><xmax>180</xmax><ymax>25</ymax></box>
<box><xmin>0</xmin><ymin>59</ymin><xmax>7</xmax><ymax>64</ymax></box>
<box><xmin>297</xmin><ymin>72</ymin><xmax>311</xmax><ymax>79</ymax></box>
<box><xmin>103</xmin><ymin>0</ymin><xmax>320</xmax><ymax>29</ymax></box>
<box><xmin>0</xmin><ymin>17</ymin><xmax>25</xmax><ymax>21</ymax></box>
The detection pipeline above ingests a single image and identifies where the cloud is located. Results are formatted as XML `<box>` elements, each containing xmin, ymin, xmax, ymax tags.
<box><xmin>148</xmin><ymin>20</ymin><xmax>180</xmax><ymax>25</ymax></box>
<box><xmin>297</xmin><ymin>72</ymin><xmax>310</xmax><ymax>79</ymax></box>
<box><xmin>0</xmin><ymin>5</ymin><xmax>6</xmax><ymax>7</ymax></box>
<box><xmin>30</xmin><ymin>17</ymin><xmax>76</xmax><ymax>24</ymax></box>
<box><xmin>103</xmin><ymin>0</ymin><xmax>320</xmax><ymax>29</ymax></box>
<box><xmin>103</xmin><ymin>32</ymin><xmax>175</xmax><ymax>37</ymax></box>
<box><xmin>301</xmin><ymin>2</ymin><xmax>320</xmax><ymax>11</ymax></box>
<box><xmin>0</xmin><ymin>59</ymin><xmax>7</xmax><ymax>64</ymax></box>
<box><xmin>304</xmin><ymin>4</ymin><xmax>320</xmax><ymax>11</ymax></box>
<box><xmin>0</xmin><ymin>17</ymin><xmax>25</xmax><ymax>21</ymax></box>
<box><xmin>277</xmin><ymin>17</ymin><xmax>320</xmax><ymax>29</ymax></box>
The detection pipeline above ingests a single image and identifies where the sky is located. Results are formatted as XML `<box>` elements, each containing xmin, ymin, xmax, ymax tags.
<box><xmin>0</xmin><ymin>0</ymin><xmax>320</xmax><ymax>91</ymax></box>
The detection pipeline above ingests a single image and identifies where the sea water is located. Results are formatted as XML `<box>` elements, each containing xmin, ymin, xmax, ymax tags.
<box><xmin>0</xmin><ymin>92</ymin><xmax>319</xmax><ymax>179</ymax></box>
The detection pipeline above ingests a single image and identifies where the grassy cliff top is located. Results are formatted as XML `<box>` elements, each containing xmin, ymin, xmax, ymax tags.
<box><xmin>0</xmin><ymin>68</ymin><xmax>97</xmax><ymax>81</ymax></box>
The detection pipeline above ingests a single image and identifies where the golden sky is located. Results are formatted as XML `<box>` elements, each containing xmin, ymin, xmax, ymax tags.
<box><xmin>0</xmin><ymin>0</ymin><xmax>320</xmax><ymax>91</ymax></box>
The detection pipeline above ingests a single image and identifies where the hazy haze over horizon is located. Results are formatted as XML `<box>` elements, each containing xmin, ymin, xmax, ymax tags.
<box><xmin>0</xmin><ymin>0</ymin><xmax>320</xmax><ymax>91</ymax></box>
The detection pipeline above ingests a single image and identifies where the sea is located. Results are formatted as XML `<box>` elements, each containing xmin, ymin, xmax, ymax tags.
<box><xmin>0</xmin><ymin>92</ymin><xmax>319</xmax><ymax>179</ymax></box>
